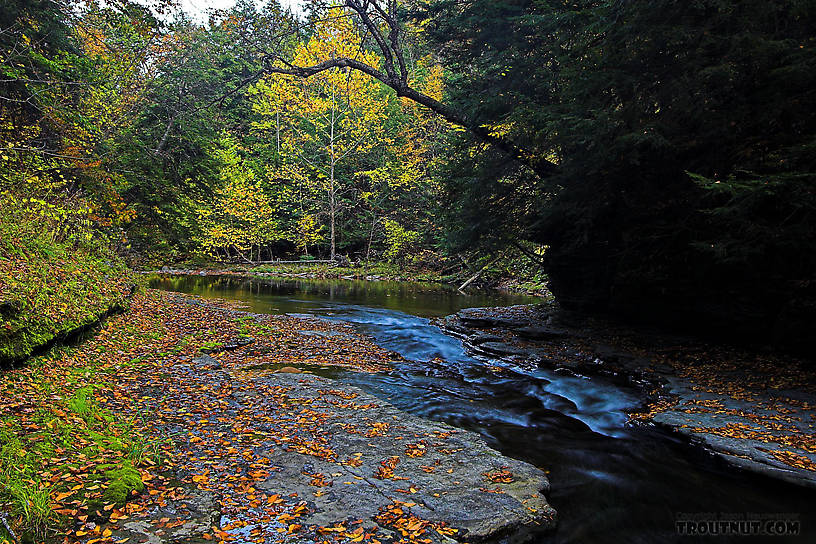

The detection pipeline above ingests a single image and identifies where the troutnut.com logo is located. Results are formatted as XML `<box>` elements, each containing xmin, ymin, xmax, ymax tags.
<box><xmin>675</xmin><ymin>512</ymin><xmax>801</xmax><ymax>537</ymax></box>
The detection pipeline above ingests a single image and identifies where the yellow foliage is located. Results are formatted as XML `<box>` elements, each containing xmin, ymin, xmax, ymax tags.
<box><xmin>250</xmin><ymin>8</ymin><xmax>389</xmax><ymax>175</ymax></box>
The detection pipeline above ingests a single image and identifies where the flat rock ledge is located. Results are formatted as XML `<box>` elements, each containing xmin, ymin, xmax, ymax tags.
<box><xmin>115</xmin><ymin>368</ymin><xmax>556</xmax><ymax>544</ymax></box>
<box><xmin>257</xmin><ymin>374</ymin><xmax>555</xmax><ymax>542</ymax></box>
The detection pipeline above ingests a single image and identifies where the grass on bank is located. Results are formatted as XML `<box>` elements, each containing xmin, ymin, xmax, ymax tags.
<box><xmin>249</xmin><ymin>261</ymin><xmax>456</xmax><ymax>282</ymax></box>
<box><xmin>0</xmin><ymin>194</ymin><xmax>135</xmax><ymax>366</ymax></box>
<box><xmin>0</xmin><ymin>332</ymin><xmax>163</xmax><ymax>542</ymax></box>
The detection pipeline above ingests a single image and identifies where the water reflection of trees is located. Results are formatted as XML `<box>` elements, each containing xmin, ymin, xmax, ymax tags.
<box><xmin>147</xmin><ymin>274</ymin><xmax>539</xmax><ymax>316</ymax></box>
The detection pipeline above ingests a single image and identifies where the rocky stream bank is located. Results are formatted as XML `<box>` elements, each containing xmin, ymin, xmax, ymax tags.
<box><xmin>435</xmin><ymin>306</ymin><xmax>816</xmax><ymax>489</ymax></box>
<box><xmin>66</xmin><ymin>292</ymin><xmax>556</xmax><ymax>544</ymax></box>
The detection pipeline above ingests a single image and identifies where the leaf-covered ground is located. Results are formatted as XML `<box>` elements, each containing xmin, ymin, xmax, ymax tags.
<box><xmin>1</xmin><ymin>290</ymin><xmax>553</xmax><ymax>544</ymax></box>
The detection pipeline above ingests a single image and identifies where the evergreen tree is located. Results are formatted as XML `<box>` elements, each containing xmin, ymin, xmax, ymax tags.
<box><xmin>420</xmin><ymin>0</ymin><xmax>816</xmax><ymax>344</ymax></box>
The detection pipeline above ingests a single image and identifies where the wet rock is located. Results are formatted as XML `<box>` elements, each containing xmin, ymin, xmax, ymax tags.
<box><xmin>445</xmin><ymin>304</ymin><xmax>816</xmax><ymax>491</ymax></box>
<box><xmin>192</xmin><ymin>354</ymin><xmax>221</xmax><ymax>371</ymax></box>
<box><xmin>118</xmin><ymin>489</ymin><xmax>217</xmax><ymax>542</ymax></box>
<box><xmin>515</xmin><ymin>326</ymin><xmax>569</xmax><ymax>340</ymax></box>
<box><xmin>477</xmin><ymin>342</ymin><xmax>529</xmax><ymax>357</ymax></box>
<box><xmin>458</xmin><ymin>308</ymin><xmax>529</xmax><ymax>329</ymax></box>
<box><xmin>653</xmin><ymin>411</ymin><xmax>816</xmax><ymax>489</ymax></box>
<box><xmin>255</xmin><ymin>373</ymin><xmax>557</xmax><ymax>542</ymax></box>
<box><xmin>468</xmin><ymin>332</ymin><xmax>503</xmax><ymax>345</ymax></box>
<box><xmin>298</xmin><ymin>330</ymin><xmax>348</xmax><ymax>338</ymax></box>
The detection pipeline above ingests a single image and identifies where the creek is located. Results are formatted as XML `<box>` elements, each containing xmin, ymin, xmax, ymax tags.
<box><xmin>150</xmin><ymin>274</ymin><xmax>814</xmax><ymax>543</ymax></box>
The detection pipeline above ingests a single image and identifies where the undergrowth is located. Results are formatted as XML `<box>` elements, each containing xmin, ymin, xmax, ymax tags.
<box><xmin>0</xmin><ymin>193</ymin><xmax>135</xmax><ymax>366</ymax></box>
<box><xmin>0</xmin><ymin>338</ymin><xmax>164</xmax><ymax>541</ymax></box>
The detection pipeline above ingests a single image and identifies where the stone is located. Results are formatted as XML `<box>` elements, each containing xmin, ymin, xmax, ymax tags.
<box><xmin>457</xmin><ymin>308</ymin><xmax>529</xmax><ymax>329</ymax></box>
<box><xmin>192</xmin><ymin>354</ymin><xmax>221</xmax><ymax>371</ymax></box>
<box><xmin>274</xmin><ymin>366</ymin><xmax>303</xmax><ymax>373</ymax></box>
<box><xmin>468</xmin><ymin>332</ymin><xmax>503</xmax><ymax>345</ymax></box>
<box><xmin>477</xmin><ymin>341</ymin><xmax>529</xmax><ymax>357</ymax></box>
<box><xmin>515</xmin><ymin>326</ymin><xmax>570</xmax><ymax>340</ymax></box>
<box><xmin>120</xmin><ymin>489</ymin><xmax>216</xmax><ymax>543</ymax></box>
<box><xmin>255</xmin><ymin>374</ymin><xmax>557</xmax><ymax>542</ymax></box>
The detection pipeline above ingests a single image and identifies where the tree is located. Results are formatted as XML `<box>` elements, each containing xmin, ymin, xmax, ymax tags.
<box><xmin>259</xmin><ymin>0</ymin><xmax>557</xmax><ymax>179</ymax></box>
<box><xmin>422</xmin><ymin>0</ymin><xmax>816</xmax><ymax>344</ymax></box>
<box><xmin>295</xmin><ymin>214</ymin><xmax>324</xmax><ymax>256</ymax></box>
<box><xmin>113</xmin><ymin>1</ymin><xmax>297</xmax><ymax>255</ymax></box>
<box><xmin>195</xmin><ymin>132</ymin><xmax>283</xmax><ymax>260</ymax></box>
<box><xmin>251</xmin><ymin>10</ymin><xmax>390</xmax><ymax>260</ymax></box>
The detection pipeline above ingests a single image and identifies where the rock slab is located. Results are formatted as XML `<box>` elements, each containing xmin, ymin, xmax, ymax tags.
<box><xmin>250</xmin><ymin>373</ymin><xmax>557</xmax><ymax>542</ymax></box>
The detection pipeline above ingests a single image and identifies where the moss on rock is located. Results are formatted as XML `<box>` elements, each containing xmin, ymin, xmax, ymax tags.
<box><xmin>85</xmin><ymin>461</ymin><xmax>144</xmax><ymax>511</ymax></box>
<box><xmin>102</xmin><ymin>462</ymin><xmax>144</xmax><ymax>504</ymax></box>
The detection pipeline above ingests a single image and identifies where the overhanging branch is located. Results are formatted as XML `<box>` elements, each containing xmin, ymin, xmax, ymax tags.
<box><xmin>261</xmin><ymin>1</ymin><xmax>559</xmax><ymax>179</ymax></box>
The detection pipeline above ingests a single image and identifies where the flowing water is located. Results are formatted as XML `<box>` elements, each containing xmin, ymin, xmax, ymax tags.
<box><xmin>150</xmin><ymin>274</ymin><xmax>815</xmax><ymax>543</ymax></box>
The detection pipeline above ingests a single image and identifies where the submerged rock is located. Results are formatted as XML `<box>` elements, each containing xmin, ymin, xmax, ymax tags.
<box><xmin>273</xmin><ymin>366</ymin><xmax>303</xmax><ymax>373</ymax></box>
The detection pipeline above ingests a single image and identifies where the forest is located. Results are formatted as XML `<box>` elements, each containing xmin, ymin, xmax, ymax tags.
<box><xmin>3</xmin><ymin>0</ymin><xmax>815</xmax><ymax>346</ymax></box>
<box><xmin>2</xmin><ymin>0</ymin><xmax>816</xmax><ymax>542</ymax></box>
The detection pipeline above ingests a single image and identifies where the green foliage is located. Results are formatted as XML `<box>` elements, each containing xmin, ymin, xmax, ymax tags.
<box><xmin>195</xmin><ymin>132</ymin><xmax>285</xmax><ymax>258</ymax></box>
<box><xmin>0</xmin><ymin>194</ymin><xmax>135</xmax><ymax>365</ymax></box>
<box><xmin>421</xmin><ymin>0</ymin><xmax>816</xmax><ymax>343</ymax></box>
<box><xmin>382</xmin><ymin>219</ymin><xmax>421</xmax><ymax>265</ymax></box>
<box><xmin>0</xmin><ymin>426</ymin><xmax>52</xmax><ymax>533</ymax></box>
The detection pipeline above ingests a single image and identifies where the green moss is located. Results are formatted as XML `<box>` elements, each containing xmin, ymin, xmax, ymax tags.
<box><xmin>0</xmin><ymin>199</ymin><xmax>135</xmax><ymax>366</ymax></box>
<box><xmin>200</xmin><ymin>340</ymin><xmax>224</xmax><ymax>352</ymax></box>
<box><xmin>68</xmin><ymin>386</ymin><xmax>97</xmax><ymax>422</ymax></box>
<box><xmin>100</xmin><ymin>462</ymin><xmax>144</xmax><ymax>505</ymax></box>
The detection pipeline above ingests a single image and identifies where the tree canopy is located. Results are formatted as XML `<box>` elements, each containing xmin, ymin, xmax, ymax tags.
<box><xmin>2</xmin><ymin>0</ymin><xmax>814</xmax><ymax>347</ymax></box>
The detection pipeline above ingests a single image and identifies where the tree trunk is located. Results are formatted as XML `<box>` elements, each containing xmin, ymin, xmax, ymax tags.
<box><xmin>329</xmin><ymin>86</ymin><xmax>337</xmax><ymax>262</ymax></box>
<box><xmin>458</xmin><ymin>255</ymin><xmax>502</xmax><ymax>292</ymax></box>
<box><xmin>366</xmin><ymin>213</ymin><xmax>377</xmax><ymax>263</ymax></box>
<box><xmin>330</xmin><ymin>193</ymin><xmax>336</xmax><ymax>261</ymax></box>
<box><xmin>154</xmin><ymin>112</ymin><xmax>178</xmax><ymax>155</ymax></box>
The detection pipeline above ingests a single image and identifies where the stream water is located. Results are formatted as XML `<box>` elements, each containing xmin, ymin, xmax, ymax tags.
<box><xmin>150</xmin><ymin>274</ymin><xmax>815</xmax><ymax>543</ymax></box>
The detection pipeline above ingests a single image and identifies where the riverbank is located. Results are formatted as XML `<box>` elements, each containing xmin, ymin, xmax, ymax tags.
<box><xmin>0</xmin><ymin>221</ymin><xmax>135</xmax><ymax>367</ymax></box>
<box><xmin>144</xmin><ymin>262</ymin><xmax>553</xmax><ymax>298</ymax></box>
<box><xmin>436</xmin><ymin>305</ymin><xmax>816</xmax><ymax>489</ymax></box>
<box><xmin>0</xmin><ymin>290</ymin><xmax>555</xmax><ymax>542</ymax></box>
